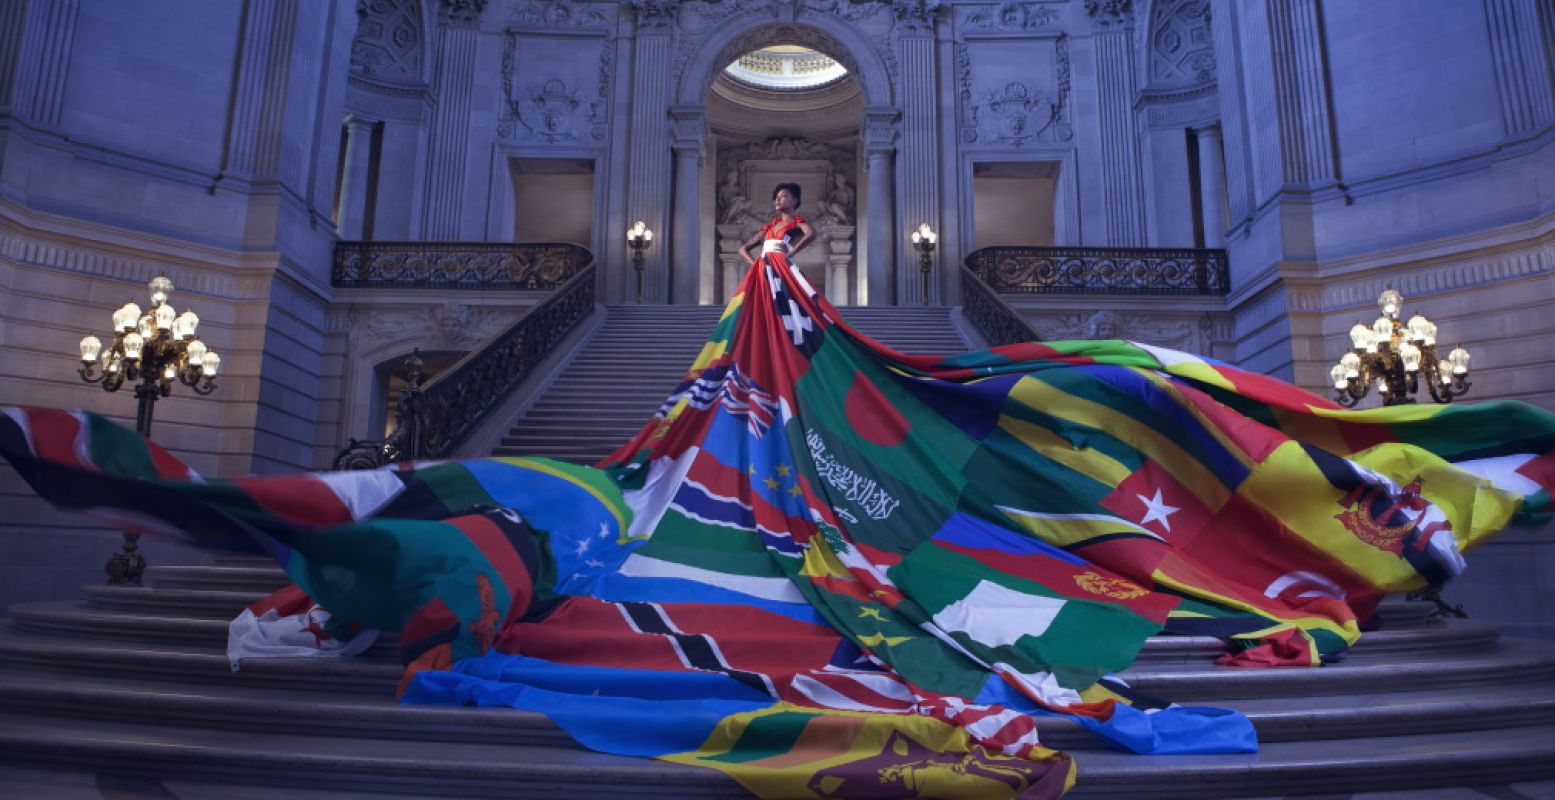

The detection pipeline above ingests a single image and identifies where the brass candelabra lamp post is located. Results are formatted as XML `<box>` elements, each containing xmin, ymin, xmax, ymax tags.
<box><xmin>77</xmin><ymin>275</ymin><xmax>220</xmax><ymax>584</ymax></box>
<box><xmin>910</xmin><ymin>223</ymin><xmax>937</xmax><ymax>305</ymax></box>
<box><xmin>1329</xmin><ymin>288</ymin><xmax>1470</xmax><ymax>407</ymax></box>
<box><xmin>626</xmin><ymin>220</ymin><xmax>653</xmax><ymax>304</ymax></box>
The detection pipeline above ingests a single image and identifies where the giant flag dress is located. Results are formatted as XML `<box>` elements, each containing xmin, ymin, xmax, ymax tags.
<box><xmin>3</xmin><ymin>248</ymin><xmax>1553</xmax><ymax>799</ymax></box>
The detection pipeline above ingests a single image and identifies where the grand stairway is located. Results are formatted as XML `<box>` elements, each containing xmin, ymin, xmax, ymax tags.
<box><xmin>3</xmin><ymin>303</ymin><xmax>1555</xmax><ymax>798</ymax></box>
<box><xmin>494</xmin><ymin>304</ymin><xmax>974</xmax><ymax>463</ymax></box>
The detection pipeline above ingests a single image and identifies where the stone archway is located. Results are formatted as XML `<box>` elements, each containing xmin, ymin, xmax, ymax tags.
<box><xmin>668</xmin><ymin>19</ymin><xmax>900</xmax><ymax>305</ymax></box>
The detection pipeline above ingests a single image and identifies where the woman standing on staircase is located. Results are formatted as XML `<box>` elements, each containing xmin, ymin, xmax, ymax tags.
<box><xmin>737</xmin><ymin>182</ymin><xmax>815</xmax><ymax>268</ymax></box>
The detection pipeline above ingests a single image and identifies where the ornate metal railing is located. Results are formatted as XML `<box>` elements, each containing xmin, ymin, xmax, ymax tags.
<box><xmin>965</xmin><ymin>246</ymin><xmax>1230</xmax><ymax>295</ymax></box>
<box><xmin>333</xmin><ymin>241</ymin><xmax>593</xmax><ymax>290</ymax></box>
<box><xmin>960</xmin><ymin>264</ymin><xmax>1043</xmax><ymax>347</ymax></box>
<box><xmin>333</xmin><ymin>261</ymin><xmax>597</xmax><ymax>468</ymax></box>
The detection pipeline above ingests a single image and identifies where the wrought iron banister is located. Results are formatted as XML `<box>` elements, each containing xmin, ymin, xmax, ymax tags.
<box><xmin>333</xmin><ymin>241</ymin><xmax>593</xmax><ymax>290</ymax></box>
<box><xmin>334</xmin><ymin>261</ymin><xmax>597</xmax><ymax>468</ymax></box>
<box><xmin>965</xmin><ymin>245</ymin><xmax>1229</xmax><ymax>295</ymax></box>
<box><xmin>960</xmin><ymin>264</ymin><xmax>1043</xmax><ymax>347</ymax></box>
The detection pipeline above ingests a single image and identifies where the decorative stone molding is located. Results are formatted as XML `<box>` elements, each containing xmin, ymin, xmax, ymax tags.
<box><xmin>964</xmin><ymin>2</ymin><xmax>1060</xmax><ymax>31</ymax></box>
<box><xmin>509</xmin><ymin>0</ymin><xmax>612</xmax><ymax>28</ymax></box>
<box><xmin>1084</xmin><ymin>0</ymin><xmax>1133</xmax><ymax>28</ymax></box>
<box><xmin>438</xmin><ymin>0</ymin><xmax>487</xmax><ymax>25</ymax></box>
<box><xmin>1144</xmin><ymin>0</ymin><xmax>1213</xmax><ymax>89</ymax></box>
<box><xmin>351</xmin><ymin>0</ymin><xmax>423</xmax><ymax>82</ymax></box>
<box><xmin>631</xmin><ymin>0</ymin><xmax>680</xmax><ymax>29</ymax></box>
<box><xmin>669</xmin><ymin>106</ymin><xmax>708</xmax><ymax>153</ymax></box>
<box><xmin>958</xmin><ymin>36</ymin><xmax>1072</xmax><ymax>146</ymax></box>
<box><xmin>800</xmin><ymin>0</ymin><xmax>893</xmax><ymax>26</ymax></box>
<box><xmin>891</xmin><ymin>0</ymin><xmax>942</xmax><ymax>33</ymax></box>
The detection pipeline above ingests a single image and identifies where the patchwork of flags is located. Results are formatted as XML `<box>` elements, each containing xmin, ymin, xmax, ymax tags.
<box><xmin>3</xmin><ymin>247</ymin><xmax>1554</xmax><ymax>798</ymax></box>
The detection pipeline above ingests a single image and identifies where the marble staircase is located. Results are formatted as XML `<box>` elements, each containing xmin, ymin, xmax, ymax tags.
<box><xmin>493</xmin><ymin>303</ymin><xmax>974</xmax><ymax>463</ymax></box>
<box><xmin>3</xmin><ymin>304</ymin><xmax>1555</xmax><ymax>797</ymax></box>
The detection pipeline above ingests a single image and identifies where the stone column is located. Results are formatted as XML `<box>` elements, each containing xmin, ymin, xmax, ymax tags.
<box><xmin>669</xmin><ymin>106</ymin><xmax>706</xmax><ymax>305</ymax></box>
<box><xmin>224</xmin><ymin>0</ymin><xmax>300</xmax><ymax>179</ymax></box>
<box><xmin>1195</xmin><ymin>124</ymin><xmax>1226</xmax><ymax>248</ymax></box>
<box><xmin>419</xmin><ymin>1</ymin><xmax>483</xmax><ymax>239</ymax></box>
<box><xmin>863</xmin><ymin>108</ymin><xmax>899</xmax><ymax>306</ymax></box>
<box><xmin>336</xmin><ymin>116</ymin><xmax>376</xmax><ymax>240</ymax></box>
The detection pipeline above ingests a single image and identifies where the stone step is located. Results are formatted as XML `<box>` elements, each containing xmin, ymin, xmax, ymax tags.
<box><xmin>0</xmin><ymin>632</ymin><xmax>400</xmax><ymax>694</ymax></box>
<box><xmin>149</xmin><ymin>565</ymin><xmax>291</xmax><ymax>593</ymax></box>
<box><xmin>1065</xmin><ymin>722</ymin><xmax>1555</xmax><ymax>799</ymax></box>
<box><xmin>7</xmin><ymin>602</ymin><xmax>401</xmax><ymax>659</ymax></box>
<box><xmin>0</xmin><ymin>712</ymin><xmax>742</xmax><ymax>799</ymax></box>
<box><xmin>1115</xmin><ymin>638</ymin><xmax>1555</xmax><ymax>700</ymax></box>
<box><xmin>8</xmin><ymin>599</ymin><xmax>1498</xmax><ymax>664</ymax></box>
<box><xmin>2</xmin><ymin>662</ymin><xmax>1550</xmax><ymax>755</ymax></box>
<box><xmin>83</xmin><ymin>585</ymin><xmax>269</xmax><ymax>618</ymax></box>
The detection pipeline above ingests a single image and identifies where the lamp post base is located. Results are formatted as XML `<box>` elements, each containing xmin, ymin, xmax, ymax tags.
<box><xmin>104</xmin><ymin>531</ymin><xmax>147</xmax><ymax>586</ymax></box>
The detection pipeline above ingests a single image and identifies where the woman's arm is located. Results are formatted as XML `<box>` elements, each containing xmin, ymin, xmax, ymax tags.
<box><xmin>737</xmin><ymin>230</ymin><xmax>763</xmax><ymax>265</ymax></box>
<box><xmin>787</xmin><ymin>220</ymin><xmax>816</xmax><ymax>257</ymax></box>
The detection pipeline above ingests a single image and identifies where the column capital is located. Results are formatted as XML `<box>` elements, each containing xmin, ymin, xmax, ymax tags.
<box><xmin>862</xmin><ymin>108</ymin><xmax>901</xmax><ymax>156</ymax></box>
<box><xmin>1084</xmin><ymin>0</ymin><xmax>1134</xmax><ymax>29</ymax></box>
<box><xmin>438</xmin><ymin>0</ymin><xmax>487</xmax><ymax>26</ymax></box>
<box><xmin>631</xmin><ymin>0</ymin><xmax>679</xmax><ymax>30</ymax></box>
<box><xmin>669</xmin><ymin>105</ymin><xmax>707</xmax><ymax>151</ymax></box>
<box><xmin>891</xmin><ymin>0</ymin><xmax>942</xmax><ymax>35</ymax></box>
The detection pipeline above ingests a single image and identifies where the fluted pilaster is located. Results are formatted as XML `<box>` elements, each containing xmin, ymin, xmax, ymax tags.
<box><xmin>1484</xmin><ymin>0</ymin><xmax>1555</xmax><ymax>137</ymax></box>
<box><xmin>10</xmin><ymin>0</ymin><xmax>80</xmax><ymax>128</ymax></box>
<box><xmin>626</xmin><ymin>28</ymin><xmax>675</xmax><ymax>302</ymax></box>
<box><xmin>226</xmin><ymin>0</ymin><xmax>299</xmax><ymax>177</ymax></box>
<box><xmin>1093</xmin><ymin>29</ymin><xmax>1146</xmax><ymax>246</ymax></box>
<box><xmin>1266</xmin><ymin>0</ymin><xmax>1335</xmax><ymax>185</ymax></box>
<box><xmin>419</xmin><ymin>19</ymin><xmax>479</xmax><ymax>239</ymax></box>
<box><xmin>897</xmin><ymin>32</ymin><xmax>938</xmax><ymax>304</ymax></box>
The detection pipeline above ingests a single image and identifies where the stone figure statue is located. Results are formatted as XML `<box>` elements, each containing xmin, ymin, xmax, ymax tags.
<box><xmin>718</xmin><ymin>168</ymin><xmax>754</xmax><ymax>226</ymax></box>
<box><xmin>819</xmin><ymin>173</ymin><xmax>855</xmax><ymax>225</ymax></box>
<box><xmin>1085</xmin><ymin>309</ymin><xmax>1123</xmax><ymax>340</ymax></box>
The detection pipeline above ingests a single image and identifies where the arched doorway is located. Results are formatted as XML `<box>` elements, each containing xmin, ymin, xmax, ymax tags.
<box><xmin>671</xmin><ymin>22</ymin><xmax>899</xmax><ymax>306</ymax></box>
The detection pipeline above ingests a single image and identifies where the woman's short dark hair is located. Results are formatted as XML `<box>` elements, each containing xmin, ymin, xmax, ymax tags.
<box><xmin>772</xmin><ymin>182</ymin><xmax>802</xmax><ymax>207</ymax></box>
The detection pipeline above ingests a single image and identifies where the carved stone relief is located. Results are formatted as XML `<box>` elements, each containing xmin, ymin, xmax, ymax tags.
<box><xmin>631</xmin><ymin>0</ymin><xmax>681</xmax><ymax>28</ymax></box>
<box><xmin>509</xmin><ymin>0</ymin><xmax>612</xmax><ymax>28</ymax></box>
<box><xmin>498</xmin><ymin>33</ymin><xmax>613</xmax><ymax>143</ymax></box>
<box><xmin>891</xmin><ymin>0</ymin><xmax>942</xmax><ymax>33</ymax></box>
<box><xmin>963</xmin><ymin>2</ymin><xmax>1060</xmax><ymax>31</ymax></box>
<box><xmin>351</xmin><ymin>0</ymin><xmax>423</xmax><ymax>82</ymax></box>
<box><xmin>1147</xmin><ymin>0</ymin><xmax>1214</xmax><ymax>88</ymax></box>
<box><xmin>1038</xmin><ymin>309</ymin><xmax>1210</xmax><ymax>350</ymax></box>
<box><xmin>346</xmin><ymin>303</ymin><xmax>515</xmax><ymax>349</ymax></box>
<box><xmin>958</xmin><ymin>35</ymin><xmax>1072</xmax><ymax>146</ymax></box>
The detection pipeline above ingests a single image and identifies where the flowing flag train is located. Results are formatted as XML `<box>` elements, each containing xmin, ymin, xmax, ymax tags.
<box><xmin>4</xmin><ymin>250</ymin><xmax>1553</xmax><ymax>799</ymax></box>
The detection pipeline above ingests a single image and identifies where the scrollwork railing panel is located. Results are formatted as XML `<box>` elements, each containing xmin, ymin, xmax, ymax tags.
<box><xmin>412</xmin><ymin>263</ymin><xmax>596</xmax><ymax>458</ymax></box>
<box><xmin>333</xmin><ymin>262</ymin><xmax>596</xmax><ymax>470</ymax></box>
<box><xmin>961</xmin><ymin>266</ymin><xmax>1042</xmax><ymax>348</ymax></box>
<box><xmin>965</xmin><ymin>246</ymin><xmax>1229</xmax><ymax>295</ymax></box>
<box><xmin>333</xmin><ymin>241</ymin><xmax>592</xmax><ymax>290</ymax></box>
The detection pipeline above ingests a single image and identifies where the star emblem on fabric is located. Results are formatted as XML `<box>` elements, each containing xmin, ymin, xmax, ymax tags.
<box><xmin>764</xmin><ymin>477</ymin><xmax>780</xmax><ymax>489</ymax></box>
<box><xmin>1137</xmin><ymin>488</ymin><xmax>1180</xmax><ymax>532</ymax></box>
